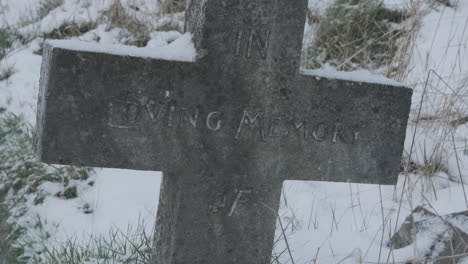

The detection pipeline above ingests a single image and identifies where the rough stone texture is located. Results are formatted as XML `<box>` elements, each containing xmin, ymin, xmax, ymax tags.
<box><xmin>390</xmin><ymin>208</ymin><xmax>468</xmax><ymax>264</ymax></box>
<box><xmin>391</xmin><ymin>206</ymin><xmax>436</xmax><ymax>249</ymax></box>
<box><xmin>435</xmin><ymin>224</ymin><xmax>468</xmax><ymax>264</ymax></box>
<box><xmin>35</xmin><ymin>0</ymin><xmax>413</xmax><ymax>264</ymax></box>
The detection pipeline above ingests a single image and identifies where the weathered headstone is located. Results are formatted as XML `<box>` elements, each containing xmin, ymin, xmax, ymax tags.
<box><xmin>35</xmin><ymin>0</ymin><xmax>412</xmax><ymax>263</ymax></box>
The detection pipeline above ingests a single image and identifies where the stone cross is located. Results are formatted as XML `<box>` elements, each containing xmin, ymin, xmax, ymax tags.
<box><xmin>35</xmin><ymin>0</ymin><xmax>412</xmax><ymax>263</ymax></box>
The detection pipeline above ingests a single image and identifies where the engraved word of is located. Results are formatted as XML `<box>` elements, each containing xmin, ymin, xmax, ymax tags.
<box><xmin>209</xmin><ymin>189</ymin><xmax>253</xmax><ymax>217</ymax></box>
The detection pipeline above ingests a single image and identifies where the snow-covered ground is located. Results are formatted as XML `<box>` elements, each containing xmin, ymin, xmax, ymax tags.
<box><xmin>1</xmin><ymin>0</ymin><xmax>468</xmax><ymax>263</ymax></box>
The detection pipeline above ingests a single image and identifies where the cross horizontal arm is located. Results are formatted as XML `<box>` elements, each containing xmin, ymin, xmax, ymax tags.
<box><xmin>284</xmin><ymin>72</ymin><xmax>412</xmax><ymax>184</ymax></box>
<box><xmin>36</xmin><ymin>43</ymin><xmax>199</xmax><ymax>171</ymax></box>
<box><xmin>36</xmin><ymin>41</ymin><xmax>412</xmax><ymax>186</ymax></box>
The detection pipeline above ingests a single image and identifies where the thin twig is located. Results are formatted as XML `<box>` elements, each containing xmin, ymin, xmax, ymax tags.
<box><xmin>387</xmin><ymin>68</ymin><xmax>432</xmax><ymax>262</ymax></box>
<box><xmin>262</xmin><ymin>202</ymin><xmax>296</xmax><ymax>264</ymax></box>
<box><xmin>451</xmin><ymin>130</ymin><xmax>468</xmax><ymax>209</ymax></box>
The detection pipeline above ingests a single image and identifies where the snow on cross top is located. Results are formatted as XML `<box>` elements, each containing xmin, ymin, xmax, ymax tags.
<box><xmin>301</xmin><ymin>68</ymin><xmax>406</xmax><ymax>87</ymax></box>
<box><xmin>46</xmin><ymin>33</ymin><xmax>196</xmax><ymax>62</ymax></box>
<box><xmin>47</xmin><ymin>33</ymin><xmax>404</xmax><ymax>88</ymax></box>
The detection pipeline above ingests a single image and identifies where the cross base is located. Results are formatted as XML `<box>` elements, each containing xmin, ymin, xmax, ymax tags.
<box><xmin>154</xmin><ymin>169</ymin><xmax>283</xmax><ymax>264</ymax></box>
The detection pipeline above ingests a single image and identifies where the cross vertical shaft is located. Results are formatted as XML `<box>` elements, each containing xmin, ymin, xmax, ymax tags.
<box><xmin>186</xmin><ymin>0</ymin><xmax>308</xmax><ymax>77</ymax></box>
<box><xmin>154</xmin><ymin>2</ymin><xmax>310</xmax><ymax>262</ymax></box>
<box><xmin>154</xmin><ymin>169</ymin><xmax>285</xmax><ymax>264</ymax></box>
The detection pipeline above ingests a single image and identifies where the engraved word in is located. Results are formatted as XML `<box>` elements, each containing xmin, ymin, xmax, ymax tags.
<box><xmin>234</xmin><ymin>29</ymin><xmax>270</xmax><ymax>59</ymax></box>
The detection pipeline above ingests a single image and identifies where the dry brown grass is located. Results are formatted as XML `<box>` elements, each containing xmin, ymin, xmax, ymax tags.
<box><xmin>101</xmin><ymin>0</ymin><xmax>151</xmax><ymax>47</ymax></box>
<box><xmin>160</xmin><ymin>0</ymin><xmax>186</xmax><ymax>14</ymax></box>
<box><xmin>302</xmin><ymin>0</ymin><xmax>429</xmax><ymax>80</ymax></box>
<box><xmin>43</xmin><ymin>23</ymin><xmax>96</xmax><ymax>40</ymax></box>
<box><xmin>386</xmin><ymin>1</ymin><xmax>427</xmax><ymax>80</ymax></box>
<box><xmin>37</xmin><ymin>0</ymin><xmax>64</xmax><ymax>20</ymax></box>
<box><xmin>304</xmin><ymin>0</ymin><xmax>409</xmax><ymax>74</ymax></box>
<box><xmin>98</xmin><ymin>0</ymin><xmax>186</xmax><ymax>46</ymax></box>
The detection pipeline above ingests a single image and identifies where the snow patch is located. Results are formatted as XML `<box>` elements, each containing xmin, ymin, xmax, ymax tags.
<box><xmin>29</xmin><ymin>168</ymin><xmax>161</xmax><ymax>245</ymax></box>
<box><xmin>301</xmin><ymin>68</ymin><xmax>407</xmax><ymax>87</ymax></box>
<box><xmin>47</xmin><ymin>33</ymin><xmax>196</xmax><ymax>62</ymax></box>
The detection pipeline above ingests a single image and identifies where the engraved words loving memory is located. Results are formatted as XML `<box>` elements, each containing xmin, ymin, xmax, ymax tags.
<box><xmin>108</xmin><ymin>95</ymin><xmax>361</xmax><ymax>144</ymax></box>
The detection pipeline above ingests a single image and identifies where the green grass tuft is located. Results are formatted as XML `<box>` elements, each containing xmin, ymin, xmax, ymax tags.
<box><xmin>0</xmin><ymin>28</ymin><xmax>15</xmax><ymax>61</ymax></box>
<box><xmin>0</xmin><ymin>112</ymin><xmax>93</xmax><ymax>263</ymax></box>
<box><xmin>35</xmin><ymin>220</ymin><xmax>153</xmax><ymax>264</ymax></box>
<box><xmin>305</xmin><ymin>0</ymin><xmax>407</xmax><ymax>71</ymax></box>
<box><xmin>56</xmin><ymin>185</ymin><xmax>78</xmax><ymax>199</ymax></box>
<box><xmin>0</xmin><ymin>113</ymin><xmax>91</xmax><ymax>195</ymax></box>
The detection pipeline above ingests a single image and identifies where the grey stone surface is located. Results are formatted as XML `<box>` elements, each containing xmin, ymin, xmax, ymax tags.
<box><xmin>435</xmin><ymin>224</ymin><xmax>468</xmax><ymax>264</ymax></box>
<box><xmin>390</xmin><ymin>208</ymin><xmax>468</xmax><ymax>264</ymax></box>
<box><xmin>391</xmin><ymin>206</ymin><xmax>436</xmax><ymax>249</ymax></box>
<box><xmin>35</xmin><ymin>0</ymin><xmax>413</xmax><ymax>263</ymax></box>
